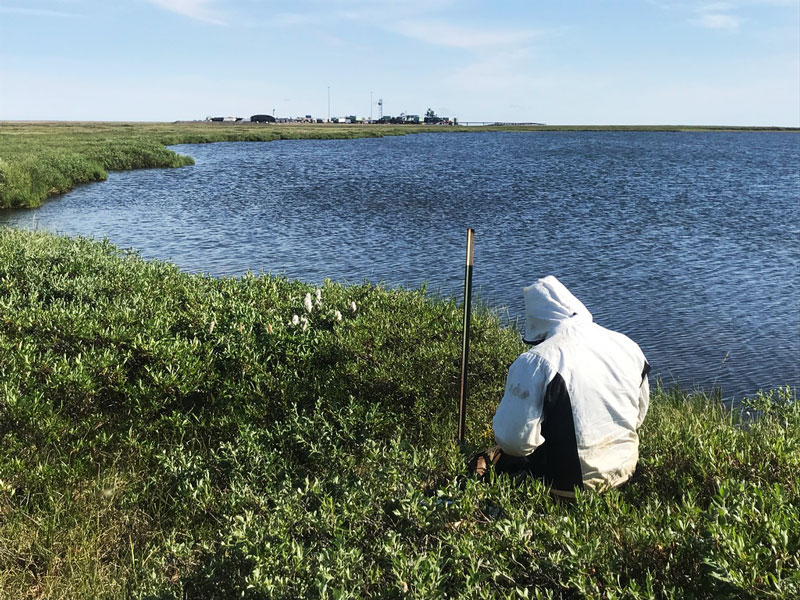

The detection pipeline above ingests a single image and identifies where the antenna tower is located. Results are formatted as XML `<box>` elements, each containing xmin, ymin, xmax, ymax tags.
<box><xmin>378</xmin><ymin>99</ymin><xmax>383</xmax><ymax>120</ymax></box>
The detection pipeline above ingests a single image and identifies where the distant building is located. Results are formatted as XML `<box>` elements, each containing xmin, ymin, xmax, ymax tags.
<box><xmin>424</xmin><ymin>109</ymin><xmax>452</xmax><ymax>125</ymax></box>
<box><xmin>251</xmin><ymin>114</ymin><xmax>276</xmax><ymax>123</ymax></box>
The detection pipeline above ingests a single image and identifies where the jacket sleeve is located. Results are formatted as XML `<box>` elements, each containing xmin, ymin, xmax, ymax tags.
<box><xmin>492</xmin><ymin>353</ymin><xmax>552</xmax><ymax>457</ymax></box>
<box><xmin>637</xmin><ymin>361</ymin><xmax>651</xmax><ymax>429</ymax></box>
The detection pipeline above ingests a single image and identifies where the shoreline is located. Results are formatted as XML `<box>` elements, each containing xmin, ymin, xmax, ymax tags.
<box><xmin>2</xmin><ymin>121</ymin><xmax>798</xmax><ymax>209</ymax></box>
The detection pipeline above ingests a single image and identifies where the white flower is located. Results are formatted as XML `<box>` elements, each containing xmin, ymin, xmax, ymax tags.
<box><xmin>300</xmin><ymin>316</ymin><xmax>309</xmax><ymax>332</ymax></box>
<box><xmin>334</xmin><ymin>310</ymin><xmax>342</xmax><ymax>321</ymax></box>
<box><xmin>291</xmin><ymin>314</ymin><xmax>300</xmax><ymax>326</ymax></box>
<box><xmin>315</xmin><ymin>288</ymin><xmax>322</xmax><ymax>306</ymax></box>
<box><xmin>304</xmin><ymin>293</ymin><xmax>313</xmax><ymax>313</ymax></box>
<box><xmin>350</xmin><ymin>301</ymin><xmax>357</xmax><ymax>313</ymax></box>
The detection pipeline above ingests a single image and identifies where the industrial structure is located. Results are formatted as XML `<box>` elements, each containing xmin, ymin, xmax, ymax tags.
<box><xmin>204</xmin><ymin>106</ymin><xmax>457</xmax><ymax>125</ymax></box>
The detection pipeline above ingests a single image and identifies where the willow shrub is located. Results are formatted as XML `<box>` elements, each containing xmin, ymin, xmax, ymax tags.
<box><xmin>0</xmin><ymin>229</ymin><xmax>797</xmax><ymax>599</ymax></box>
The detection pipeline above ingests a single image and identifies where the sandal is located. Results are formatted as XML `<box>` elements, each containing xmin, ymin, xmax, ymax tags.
<box><xmin>468</xmin><ymin>446</ymin><xmax>531</xmax><ymax>480</ymax></box>
<box><xmin>467</xmin><ymin>446</ymin><xmax>504</xmax><ymax>478</ymax></box>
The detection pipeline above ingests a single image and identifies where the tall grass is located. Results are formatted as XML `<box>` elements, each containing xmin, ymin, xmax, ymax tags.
<box><xmin>0</xmin><ymin>229</ymin><xmax>797</xmax><ymax>598</ymax></box>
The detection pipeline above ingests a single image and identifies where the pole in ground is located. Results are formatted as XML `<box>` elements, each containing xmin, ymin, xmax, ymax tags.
<box><xmin>458</xmin><ymin>228</ymin><xmax>475</xmax><ymax>444</ymax></box>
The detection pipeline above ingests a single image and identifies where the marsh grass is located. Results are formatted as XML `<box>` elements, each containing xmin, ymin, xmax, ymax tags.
<box><xmin>0</xmin><ymin>229</ymin><xmax>797</xmax><ymax>598</ymax></box>
<box><xmin>0</xmin><ymin>121</ymin><xmax>454</xmax><ymax>209</ymax></box>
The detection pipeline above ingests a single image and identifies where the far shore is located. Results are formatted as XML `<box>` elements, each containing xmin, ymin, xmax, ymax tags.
<box><xmin>2</xmin><ymin>119</ymin><xmax>799</xmax><ymax>131</ymax></box>
<box><xmin>1</xmin><ymin>121</ymin><xmax>798</xmax><ymax>210</ymax></box>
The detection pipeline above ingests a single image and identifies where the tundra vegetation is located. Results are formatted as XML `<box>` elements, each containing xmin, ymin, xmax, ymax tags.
<box><xmin>0</xmin><ymin>229</ymin><xmax>797</xmax><ymax>599</ymax></box>
<box><xmin>1</xmin><ymin>121</ymin><xmax>797</xmax><ymax>209</ymax></box>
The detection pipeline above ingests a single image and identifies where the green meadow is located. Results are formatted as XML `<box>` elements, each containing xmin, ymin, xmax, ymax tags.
<box><xmin>2</xmin><ymin>121</ymin><xmax>796</xmax><ymax>210</ymax></box>
<box><xmin>0</xmin><ymin>229</ymin><xmax>797</xmax><ymax>599</ymax></box>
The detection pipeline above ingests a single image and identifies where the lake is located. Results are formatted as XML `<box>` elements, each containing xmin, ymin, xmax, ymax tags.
<box><xmin>2</xmin><ymin>131</ymin><xmax>798</xmax><ymax>400</ymax></box>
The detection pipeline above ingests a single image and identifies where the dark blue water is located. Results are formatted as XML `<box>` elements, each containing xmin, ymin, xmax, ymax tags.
<box><xmin>2</xmin><ymin>132</ymin><xmax>798</xmax><ymax>400</ymax></box>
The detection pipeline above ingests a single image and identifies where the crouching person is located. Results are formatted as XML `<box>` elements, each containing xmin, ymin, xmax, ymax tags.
<box><xmin>473</xmin><ymin>276</ymin><xmax>650</xmax><ymax>498</ymax></box>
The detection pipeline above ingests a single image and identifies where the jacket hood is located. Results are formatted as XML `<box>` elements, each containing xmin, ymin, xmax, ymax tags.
<box><xmin>523</xmin><ymin>276</ymin><xmax>592</xmax><ymax>344</ymax></box>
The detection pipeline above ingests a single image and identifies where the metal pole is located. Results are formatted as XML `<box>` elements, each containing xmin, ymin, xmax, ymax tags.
<box><xmin>458</xmin><ymin>228</ymin><xmax>475</xmax><ymax>444</ymax></box>
<box><xmin>327</xmin><ymin>86</ymin><xmax>330</xmax><ymax>122</ymax></box>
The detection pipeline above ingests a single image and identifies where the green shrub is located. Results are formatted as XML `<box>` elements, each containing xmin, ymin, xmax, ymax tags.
<box><xmin>0</xmin><ymin>229</ymin><xmax>797</xmax><ymax>599</ymax></box>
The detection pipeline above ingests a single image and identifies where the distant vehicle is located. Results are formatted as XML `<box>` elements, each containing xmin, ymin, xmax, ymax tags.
<box><xmin>251</xmin><ymin>114</ymin><xmax>276</xmax><ymax>123</ymax></box>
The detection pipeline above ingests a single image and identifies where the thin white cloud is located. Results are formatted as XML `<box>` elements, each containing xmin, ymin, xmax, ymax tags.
<box><xmin>391</xmin><ymin>20</ymin><xmax>544</xmax><ymax>50</ymax></box>
<box><xmin>650</xmin><ymin>0</ymin><xmax>795</xmax><ymax>30</ymax></box>
<box><xmin>743</xmin><ymin>0</ymin><xmax>797</xmax><ymax>5</ymax></box>
<box><xmin>691</xmin><ymin>12</ymin><xmax>743</xmax><ymax>28</ymax></box>
<box><xmin>145</xmin><ymin>0</ymin><xmax>226</xmax><ymax>25</ymax></box>
<box><xmin>689</xmin><ymin>0</ymin><xmax>747</xmax><ymax>30</ymax></box>
<box><xmin>699</xmin><ymin>2</ymin><xmax>735</xmax><ymax>10</ymax></box>
<box><xmin>255</xmin><ymin>3</ymin><xmax>553</xmax><ymax>56</ymax></box>
<box><xmin>313</xmin><ymin>0</ymin><xmax>457</xmax><ymax>11</ymax></box>
<box><xmin>270</xmin><ymin>12</ymin><xmax>326</xmax><ymax>27</ymax></box>
<box><xmin>238</xmin><ymin>0</ymin><xmax>458</xmax><ymax>24</ymax></box>
<box><xmin>653</xmin><ymin>0</ymin><xmax>795</xmax><ymax>7</ymax></box>
<box><xmin>447</xmin><ymin>53</ymin><xmax>528</xmax><ymax>92</ymax></box>
<box><xmin>0</xmin><ymin>5</ymin><xmax>81</xmax><ymax>17</ymax></box>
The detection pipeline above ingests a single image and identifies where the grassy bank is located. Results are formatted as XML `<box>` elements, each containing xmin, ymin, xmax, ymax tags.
<box><xmin>2</xmin><ymin>121</ymin><xmax>798</xmax><ymax>209</ymax></box>
<box><xmin>1</xmin><ymin>229</ymin><xmax>797</xmax><ymax>599</ymax></box>
<box><xmin>0</xmin><ymin>122</ymin><xmax>444</xmax><ymax>209</ymax></box>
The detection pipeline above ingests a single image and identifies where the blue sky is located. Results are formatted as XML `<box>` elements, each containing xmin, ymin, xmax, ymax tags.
<box><xmin>1</xmin><ymin>0</ymin><xmax>798</xmax><ymax>125</ymax></box>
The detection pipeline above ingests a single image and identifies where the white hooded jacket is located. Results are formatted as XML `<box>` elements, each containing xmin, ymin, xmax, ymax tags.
<box><xmin>492</xmin><ymin>276</ymin><xmax>650</xmax><ymax>495</ymax></box>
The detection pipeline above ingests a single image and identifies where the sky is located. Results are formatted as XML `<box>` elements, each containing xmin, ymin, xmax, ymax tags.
<box><xmin>0</xmin><ymin>0</ymin><xmax>798</xmax><ymax>125</ymax></box>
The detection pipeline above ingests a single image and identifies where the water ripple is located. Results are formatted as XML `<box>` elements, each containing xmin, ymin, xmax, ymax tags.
<box><xmin>2</xmin><ymin>131</ymin><xmax>798</xmax><ymax>400</ymax></box>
